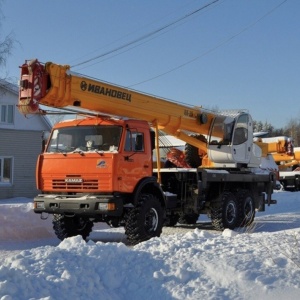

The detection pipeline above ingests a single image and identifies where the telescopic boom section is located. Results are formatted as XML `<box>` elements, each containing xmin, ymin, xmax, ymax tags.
<box><xmin>18</xmin><ymin>59</ymin><xmax>215</xmax><ymax>151</ymax></box>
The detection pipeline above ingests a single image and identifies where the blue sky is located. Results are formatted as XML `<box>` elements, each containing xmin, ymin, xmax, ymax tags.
<box><xmin>1</xmin><ymin>0</ymin><xmax>299</xmax><ymax>129</ymax></box>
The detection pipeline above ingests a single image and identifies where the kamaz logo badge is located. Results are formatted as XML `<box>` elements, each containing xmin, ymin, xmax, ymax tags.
<box><xmin>65</xmin><ymin>178</ymin><xmax>83</xmax><ymax>183</ymax></box>
<box><xmin>97</xmin><ymin>160</ymin><xmax>107</xmax><ymax>168</ymax></box>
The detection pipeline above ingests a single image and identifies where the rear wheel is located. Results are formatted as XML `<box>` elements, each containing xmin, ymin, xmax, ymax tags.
<box><xmin>52</xmin><ymin>214</ymin><xmax>93</xmax><ymax>241</ymax></box>
<box><xmin>211</xmin><ymin>192</ymin><xmax>239</xmax><ymax>231</ymax></box>
<box><xmin>125</xmin><ymin>194</ymin><xmax>163</xmax><ymax>245</ymax></box>
<box><xmin>236</xmin><ymin>190</ymin><xmax>255</xmax><ymax>227</ymax></box>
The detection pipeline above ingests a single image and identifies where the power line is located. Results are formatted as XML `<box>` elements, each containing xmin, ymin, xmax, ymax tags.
<box><xmin>68</xmin><ymin>0</ymin><xmax>199</xmax><ymax>66</ymax></box>
<box><xmin>71</xmin><ymin>0</ymin><xmax>220</xmax><ymax>68</ymax></box>
<box><xmin>73</xmin><ymin>0</ymin><xmax>221</xmax><ymax>71</ymax></box>
<box><xmin>128</xmin><ymin>0</ymin><xmax>289</xmax><ymax>88</ymax></box>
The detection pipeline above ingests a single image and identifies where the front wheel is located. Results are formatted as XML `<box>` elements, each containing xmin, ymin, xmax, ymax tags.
<box><xmin>52</xmin><ymin>214</ymin><xmax>93</xmax><ymax>241</ymax></box>
<box><xmin>125</xmin><ymin>194</ymin><xmax>164</xmax><ymax>245</ymax></box>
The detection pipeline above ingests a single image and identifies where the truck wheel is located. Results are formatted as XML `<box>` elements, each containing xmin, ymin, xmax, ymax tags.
<box><xmin>211</xmin><ymin>192</ymin><xmax>239</xmax><ymax>231</ymax></box>
<box><xmin>125</xmin><ymin>194</ymin><xmax>163</xmax><ymax>245</ymax></box>
<box><xmin>236</xmin><ymin>190</ymin><xmax>255</xmax><ymax>227</ymax></box>
<box><xmin>52</xmin><ymin>214</ymin><xmax>93</xmax><ymax>241</ymax></box>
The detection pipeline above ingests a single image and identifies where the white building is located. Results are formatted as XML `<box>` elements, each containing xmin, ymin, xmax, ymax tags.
<box><xmin>0</xmin><ymin>80</ymin><xmax>52</xmax><ymax>199</ymax></box>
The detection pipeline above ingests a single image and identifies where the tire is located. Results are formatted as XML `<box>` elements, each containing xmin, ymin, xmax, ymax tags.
<box><xmin>125</xmin><ymin>194</ymin><xmax>164</xmax><ymax>245</ymax></box>
<box><xmin>236</xmin><ymin>190</ymin><xmax>255</xmax><ymax>227</ymax></box>
<box><xmin>178</xmin><ymin>212</ymin><xmax>199</xmax><ymax>225</ymax></box>
<box><xmin>52</xmin><ymin>214</ymin><xmax>93</xmax><ymax>241</ymax></box>
<box><xmin>211</xmin><ymin>192</ymin><xmax>239</xmax><ymax>231</ymax></box>
<box><xmin>185</xmin><ymin>134</ymin><xmax>207</xmax><ymax>168</ymax></box>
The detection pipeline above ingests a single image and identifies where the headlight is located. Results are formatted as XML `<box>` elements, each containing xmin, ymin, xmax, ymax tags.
<box><xmin>34</xmin><ymin>202</ymin><xmax>45</xmax><ymax>209</ymax></box>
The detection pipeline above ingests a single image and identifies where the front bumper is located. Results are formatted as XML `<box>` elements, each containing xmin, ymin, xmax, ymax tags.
<box><xmin>33</xmin><ymin>194</ymin><xmax>123</xmax><ymax>216</ymax></box>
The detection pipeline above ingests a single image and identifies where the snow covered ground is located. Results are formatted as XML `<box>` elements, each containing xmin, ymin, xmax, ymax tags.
<box><xmin>0</xmin><ymin>191</ymin><xmax>300</xmax><ymax>300</ymax></box>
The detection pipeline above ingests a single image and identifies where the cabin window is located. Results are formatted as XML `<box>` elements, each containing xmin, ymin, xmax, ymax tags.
<box><xmin>233</xmin><ymin>114</ymin><xmax>248</xmax><ymax>145</ymax></box>
<box><xmin>0</xmin><ymin>157</ymin><xmax>13</xmax><ymax>184</ymax></box>
<box><xmin>124</xmin><ymin>131</ymin><xmax>144</xmax><ymax>152</ymax></box>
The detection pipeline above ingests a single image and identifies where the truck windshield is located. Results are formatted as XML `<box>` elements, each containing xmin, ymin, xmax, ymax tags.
<box><xmin>46</xmin><ymin>125</ymin><xmax>122</xmax><ymax>153</ymax></box>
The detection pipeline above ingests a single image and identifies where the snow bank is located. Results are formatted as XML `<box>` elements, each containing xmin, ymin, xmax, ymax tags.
<box><xmin>0</xmin><ymin>198</ymin><xmax>54</xmax><ymax>241</ymax></box>
<box><xmin>0</xmin><ymin>192</ymin><xmax>300</xmax><ymax>299</ymax></box>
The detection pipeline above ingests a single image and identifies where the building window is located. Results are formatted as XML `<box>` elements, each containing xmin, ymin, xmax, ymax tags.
<box><xmin>0</xmin><ymin>104</ymin><xmax>14</xmax><ymax>124</ymax></box>
<box><xmin>0</xmin><ymin>157</ymin><xmax>13</xmax><ymax>184</ymax></box>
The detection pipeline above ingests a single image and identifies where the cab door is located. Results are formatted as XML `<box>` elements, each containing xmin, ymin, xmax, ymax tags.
<box><xmin>232</xmin><ymin>113</ymin><xmax>253</xmax><ymax>163</ymax></box>
<box><xmin>117</xmin><ymin>128</ymin><xmax>152</xmax><ymax>192</ymax></box>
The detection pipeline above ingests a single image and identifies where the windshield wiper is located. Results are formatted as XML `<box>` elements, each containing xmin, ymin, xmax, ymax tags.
<box><xmin>72</xmin><ymin>148</ymin><xmax>84</xmax><ymax>156</ymax></box>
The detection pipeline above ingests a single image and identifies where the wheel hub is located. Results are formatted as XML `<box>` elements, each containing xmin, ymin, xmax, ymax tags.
<box><xmin>145</xmin><ymin>208</ymin><xmax>159</xmax><ymax>232</ymax></box>
<box><xmin>226</xmin><ymin>201</ymin><xmax>237</xmax><ymax>224</ymax></box>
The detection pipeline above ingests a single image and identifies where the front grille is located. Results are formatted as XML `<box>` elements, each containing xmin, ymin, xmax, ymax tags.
<box><xmin>52</xmin><ymin>179</ymin><xmax>98</xmax><ymax>190</ymax></box>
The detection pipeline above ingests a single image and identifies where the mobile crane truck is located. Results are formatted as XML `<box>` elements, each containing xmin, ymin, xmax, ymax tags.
<box><xmin>18</xmin><ymin>59</ymin><xmax>277</xmax><ymax>245</ymax></box>
<box><xmin>256</xmin><ymin>136</ymin><xmax>300</xmax><ymax>191</ymax></box>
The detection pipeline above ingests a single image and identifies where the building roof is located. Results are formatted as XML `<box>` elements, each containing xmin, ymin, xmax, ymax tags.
<box><xmin>0</xmin><ymin>78</ymin><xmax>52</xmax><ymax>130</ymax></box>
<box><xmin>0</xmin><ymin>78</ymin><xmax>19</xmax><ymax>94</ymax></box>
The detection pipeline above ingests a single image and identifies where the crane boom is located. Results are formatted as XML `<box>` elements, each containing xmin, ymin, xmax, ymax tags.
<box><xmin>18</xmin><ymin>59</ymin><xmax>268</xmax><ymax>168</ymax></box>
<box><xmin>18</xmin><ymin>59</ymin><xmax>214</xmax><ymax>152</ymax></box>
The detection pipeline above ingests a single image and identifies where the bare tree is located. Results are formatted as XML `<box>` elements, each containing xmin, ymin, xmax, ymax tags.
<box><xmin>272</xmin><ymin>128</ymin><xmax>285</xmax><ymax>137</ymax></box>
<box><xmin>253</xmin><ymin>120</ymin><xmax>263</xmax><ymax>132</ymax></box>
<box><xmin>0</xmin><ymin>2</ymin><xmax>15</xmax><ymax>77</ymax></box>
<box><xmin>284</xmin><ymin>118</ymin><xmax>300</xmax><ymax>147</ymax></box>
<box><xmin>261</xmin><ymin>121</ymin><xmax>274</xmax><ymax>135</ymax></box>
